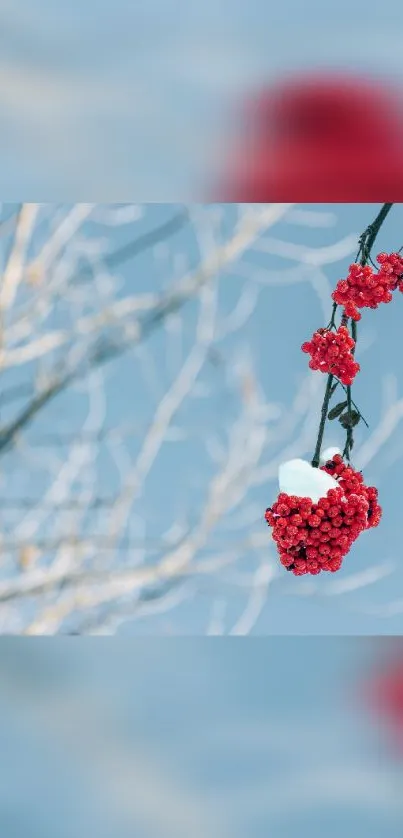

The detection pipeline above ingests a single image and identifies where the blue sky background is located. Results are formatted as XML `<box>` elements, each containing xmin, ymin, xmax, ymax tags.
<box><xmin>1</xmin><ymin>203</ymin><xmax>403</xmax><ymax>634</ymax></box>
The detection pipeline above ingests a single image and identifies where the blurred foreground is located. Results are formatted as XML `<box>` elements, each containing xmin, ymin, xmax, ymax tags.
<box><xmin>218</xmin><ymin>73</ymin><xmax>403</xmax><ymax>202</ymax></box>
<box><xmin>2</xmin><ymin>1</ymin><xmax>403</xmax><ymax>197</ymax></box>
<box><xmin>0</xmin><ymin>637</ymin><xmax>402</xmax><ymax>837</ymax></box>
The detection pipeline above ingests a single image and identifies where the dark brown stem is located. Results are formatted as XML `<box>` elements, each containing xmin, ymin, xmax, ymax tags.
<box><xmin>326</xmin><ymin>302</ymin><xmax>338</xmax><ymax>329</ymax></box>
<box><xmin>342</xmin><ymin>316</ymin><xmax>358</xmax><ymax>460</ymax></box>
<box><xmin>357</xmin><ymin>203</ymin><xmax>393</xmax><ymax>266</ymax></box>
<box><xmin>311</xmin><ymin>374</ymin><xmax>335</xmax><ymax>467</ymax></box>
<box><xmin>342</xmin><ymin>385</ymin><xmax>354</xmax><ymax>461</ymax></box>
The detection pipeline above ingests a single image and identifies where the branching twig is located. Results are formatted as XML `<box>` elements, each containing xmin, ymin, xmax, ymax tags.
<box><xmin>312</xmin><ymin>203</ymin><xmax>394</xmax><ymax>467</ymax></box>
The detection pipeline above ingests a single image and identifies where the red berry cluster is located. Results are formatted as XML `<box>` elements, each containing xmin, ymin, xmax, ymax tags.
<box><xmin>301</xmin><ymin>326</ymin><xmax>360</xmax><ymax>386</ymax></box>
<box><xmin>331</xmin><ymin>251</ymin><xmax>403</xmax><ymax>322</ymax></box>
<box><xmin>265</xmin><ymin>454</ymin><xmax>382</xmax><ymax>575</ymax></box>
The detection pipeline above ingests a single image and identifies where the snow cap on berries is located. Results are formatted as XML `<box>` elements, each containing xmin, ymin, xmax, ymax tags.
<box><xmin>278</xmin><ymin>458</ymin><xmax>339</xmax><ymax>504</ymax></box>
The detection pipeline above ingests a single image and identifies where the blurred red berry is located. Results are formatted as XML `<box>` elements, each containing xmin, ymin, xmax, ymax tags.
<box><xmin>362</xmin><ymin>655</ymin><xmax>403</xmax><ymax>752</ymax></box>
<box><xmin>219</xmin><ymin>73</ymin><xmax>403</xmax><ymax>201</ymax></box>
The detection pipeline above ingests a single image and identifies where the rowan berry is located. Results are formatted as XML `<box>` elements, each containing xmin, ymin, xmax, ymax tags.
<box><xmin>331</xmin><ymin>253</ymin><xmax>403</xmax><ymax>320</ymax></box>
<box><xmin>301</xmin><ymin>326</ymin><xmax>360</xmax><ymax>385</ymax></box>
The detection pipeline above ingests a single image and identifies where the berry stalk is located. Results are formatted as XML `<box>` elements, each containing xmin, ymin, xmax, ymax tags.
<box><xmin>311</xmin><ymin>374</ymin><xmax>335</xmax><ymax>468</ymax></box>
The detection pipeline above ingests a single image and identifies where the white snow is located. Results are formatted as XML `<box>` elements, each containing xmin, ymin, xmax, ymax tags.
<box><xmin>320</xmin><ymin>447</ymin><xmax>341</xmax><ymax>464</ymax></box>
<box><xmin>278</xmin><ymin>458</ymin><xmax>339</xmax><ymax>504</ymax></box>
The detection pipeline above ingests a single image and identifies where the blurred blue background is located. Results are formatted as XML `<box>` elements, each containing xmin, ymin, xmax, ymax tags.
<box><xmin>0</xmin><ymin>203</ymin><xmax>402</xmax><ymax>634</ymax></box>
<box><xmin>0</xmin><ymin>637</ymin><xmax>402</xmax><ymax>837</ymax></box>
<box><xmin>1</xmin><ymin>0</ymin><xmax>403</xmax><ymax>197</ymax></box>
